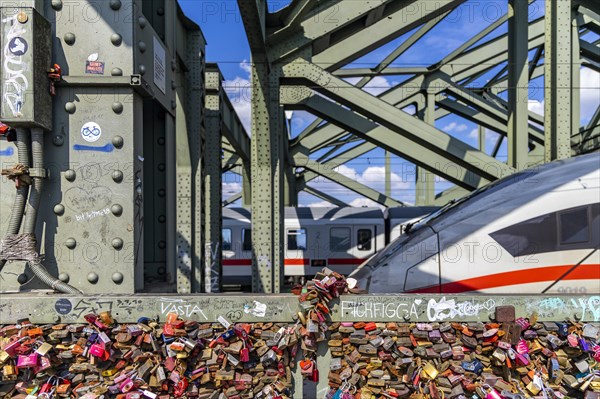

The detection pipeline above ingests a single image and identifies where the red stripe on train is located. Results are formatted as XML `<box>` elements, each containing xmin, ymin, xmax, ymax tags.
<box><xmin>406</xmin><ymin>264</ymin><xmax>600</xmax><ymax>293</ymax></box>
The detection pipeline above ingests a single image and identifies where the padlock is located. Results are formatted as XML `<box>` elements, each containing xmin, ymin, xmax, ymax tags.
<box><xmin>16</xmin><ymin>352</ymin><xmax>38</xmax><ymax>368</ymax></box>
<box><xmin>89</xmin><ymin>343</ymin><xmax>105</xmax><ymax>357</ymax></box>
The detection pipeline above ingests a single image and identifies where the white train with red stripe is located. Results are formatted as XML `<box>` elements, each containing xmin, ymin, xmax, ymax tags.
<box><xmin>222</xmin><ymin>207</ymin><xmax>387</xmax><ymax>285</ymax></box>
<box><xmin>351</xmin><ymin>153</ymin><xmax>600</xmax><ymax>294</ymax></box>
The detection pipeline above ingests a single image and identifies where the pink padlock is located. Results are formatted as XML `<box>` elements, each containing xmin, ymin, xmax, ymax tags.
<box><xmin>567</xmin><ymin>334</ymin><xmax>579</xmax><ymax>347</ymax></box>
<box><xmin>33</xmin><ymin>356</ymin><xmax>52</xmax><ymax>374</ymax></box>
<box><xmin>3</xmin><ymin>338</ymin><xmax>24</xmax><ymax>357</ymax></box>
<box><xmin>119</xmin><ymin>378</ymin><xmax>135</xmax><ymax>393</ymax></box>
<box><xmin>483</xmin><ymin>385</ymin><xmax>502</xmax><ymax>399</ymax></box>
<box><xmin>516</xmin><ymin>339</ymin><xmax>529</xmax><ymax>354</ymax></box>
<box><xmin>89</xmin><ymin>343</ymin><xmax>105</xmax><ymax>357</ymax></box>
<box><xmin>16</xmin><ymin>353</ymin><xmax>39</xmax><ymax>368</ymax></box>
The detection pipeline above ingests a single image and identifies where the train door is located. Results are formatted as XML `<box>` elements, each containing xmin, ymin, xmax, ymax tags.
<box><xmin>328</xmin><ymin>225</ymin><xmax>353</xmax><ymax>267</ymax></box>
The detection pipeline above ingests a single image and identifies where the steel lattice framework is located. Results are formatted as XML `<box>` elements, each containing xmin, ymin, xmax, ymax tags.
<box><xmin>215</xmin><ymin>0</ymin><xmax>600</xmax><ymax>292</ymax></box>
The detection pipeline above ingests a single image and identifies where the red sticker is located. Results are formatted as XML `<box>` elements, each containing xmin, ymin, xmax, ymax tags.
<box><xmin>86</xmin><ymin>60</ymin><xmax>105</xmax><ymax>74</ymax></box>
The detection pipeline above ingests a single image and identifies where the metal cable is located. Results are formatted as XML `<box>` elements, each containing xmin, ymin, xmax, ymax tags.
<box><xmin>23</xmin><ymin>128</ymin><xmax>82</xmax><ymax>294</ymax></box>
<box><xmin>0</xmin><ymin>129</ymin><xmax>30</xmax><ymax>271</ymax></box>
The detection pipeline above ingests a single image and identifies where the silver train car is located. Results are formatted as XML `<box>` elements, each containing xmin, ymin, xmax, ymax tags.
<box><xmin>222</xmin><ymin>207</ymin><xmax>387</xmax><ymax>285</ymax></box>
<box><xmin>350</xmin><ymin>153</ymin><xmax>600</xmax><ymax>294</ymax></box>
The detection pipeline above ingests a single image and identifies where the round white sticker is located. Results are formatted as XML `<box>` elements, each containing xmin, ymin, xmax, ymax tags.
<box><xmin>81</xmin><ymin>122</ymin><xmax>101</xmax><ymax>143</ymax></box>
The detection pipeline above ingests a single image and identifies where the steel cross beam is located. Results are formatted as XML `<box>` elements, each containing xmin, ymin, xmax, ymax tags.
<box><xmin>282</xmin><ymin>61</ymin><xmax>514</xmax><ymax>182</ymax></box>
<box><xmin>301</xmin><ymin>160</ymin><xmax>404</xmax><ymax>208</ymax></box>
<box><xmin>284</xmin><ymin>87</ymin><xmax>491</xmax><ymax>190</ymax></box>
<box><xmin>297</xmin><ymin>180</ymin><xmax>350</xmax><ymax>207</ymax></box>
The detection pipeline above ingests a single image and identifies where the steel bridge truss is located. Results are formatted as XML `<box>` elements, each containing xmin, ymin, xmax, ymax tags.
<box><xmin>226</xmin><ymin>0</ymin><xmax>600</xmax><ymax>292</ymax></box>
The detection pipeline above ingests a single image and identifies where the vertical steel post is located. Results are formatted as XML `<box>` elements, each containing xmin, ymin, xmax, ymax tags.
<box><xmin>385</xmin><ymin>150</ymin><xmax>391</xmax><ymax>198</ymax></box>
<box><xmin>251</xmin><ymin>60</ymin><xmax>284</xmax><ymax>293</ymax></box>
<box><xmin>544</xmin><ymin>0</ymin><xmax>574</xmax><ymax>161</ymax></box>
<box><xmin>416</xmin><ymin>91</ymin><xmax>435</xmax><ymax>205</ymax></box>
<box><xmin>204</xmin><ymin>68</ymin><xmax>223</xmax><ymax>293</ymax></box>
<box><xmin>242</xmin><ymin>163</ymin><xmax>252</xmax><ymax>207</ymax></box>
<box><xmin>507</xmin><ymin>0</ymin><xmax>529</xmax><ymax>170</ymax></box>
<box><xmin>478</xmin><ymin>126</ymin><xmax>486</xmax><ymax>152</ymax></box>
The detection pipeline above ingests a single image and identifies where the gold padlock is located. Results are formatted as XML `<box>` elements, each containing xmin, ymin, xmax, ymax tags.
<box><xmin>422</xmin><ymin>362</ymin><xmax>439</xmax><ymax>380</ymax></box>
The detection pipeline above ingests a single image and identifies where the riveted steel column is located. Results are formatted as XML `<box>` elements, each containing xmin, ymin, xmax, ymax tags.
<box><xmin>251</xmin><ymin>61</ymin><xmax>284</xmax><ymax>293</ymax></box>
<box><xmin>507</xmin><ymin>0</ymin><xmax>529</xmax><ymax>170</ymax></box>
<box><xmin>242</xmin><ymin>163</ymin><xmax>252</xmax><ymax>207</ymax></box>
<box><xmin>204</xmin><ymin>68</ymin><xmax>223</xmax><ymax>293</ymax></box>
<box><xmin>544</xmin><ymin>0</ymin><xmax>574</xmax><ymax>161</ymax></box>
<box><xmin>416</xmin><ymin>90</ymin><xmax>435</xmax><ymax>206</ymax></box>
<box><xmin>385</xmin><ymin>150</ymin><xmax>391</xmax><ymax>198</ymax></box>
<box><xmin>185</xmin><ymin>30</ymin><xmax>206</xmax><ymax>293</ymax></box>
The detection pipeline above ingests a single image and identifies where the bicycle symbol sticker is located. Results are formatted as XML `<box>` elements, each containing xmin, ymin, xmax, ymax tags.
<box><xmin>81</xmin><ymin>122</ymin><xmax>102</xmax><ymax>143</ymax></box>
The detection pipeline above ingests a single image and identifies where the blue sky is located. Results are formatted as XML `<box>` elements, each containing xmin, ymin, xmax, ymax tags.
<box><xmin>179</xmin><ymin>0</ymin><xmax>600</xmax><ymax>207</ymax></box>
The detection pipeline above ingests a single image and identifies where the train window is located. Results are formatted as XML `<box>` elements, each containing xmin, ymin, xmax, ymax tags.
<box><xmin>357</xmin><ymin>229</ymin><xmax>372</xmax><ymax>251</ymax></box>
<box><xmin>559</xmin><ymin>208</ymin><xmax>589</xmax><ymax>244</ymax></box>
<box><xmin>490</xmin><ymin>204</ymin><xmax>598</xmax><ymax>257</ymax></box>
<box><xmin>287</xmin><ymin>229</ymin><xmax>307</xmax><ymax>250</ymax></box>
<box><xmin>242</xmin><ymin>229</ymin><xmax>252</xmax><ymax>251</ymax></box>
<box><xmin>330</xmin><ymin>227</ymin><xmax>351</xmax><ymax>252</ymax></box>
<box><xmin>222</xmin><ymin>229</ymin><xmax>232</xmax><ymax>251</ymax></box>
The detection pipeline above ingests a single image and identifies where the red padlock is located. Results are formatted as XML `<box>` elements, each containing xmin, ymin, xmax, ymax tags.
<box><xmin>310</xmin><ymin>365</ymin><xmax>319</xmax><ymax>382</ymax></box>
<box><xmin>173</xmin><ymin>378</ymin><xmax>188</xmax><ymax>397</ymax></box>
<box><xmin>240</xmin><ymin>347</ymin><xmax>250</xmax><ymax>362</ymax></box>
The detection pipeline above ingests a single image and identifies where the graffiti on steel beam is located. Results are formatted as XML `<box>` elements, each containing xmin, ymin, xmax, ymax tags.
<box><xmin>2</xmin><ymin>12</ymin><xmax>29</xmax><ymax>117</ymax></box>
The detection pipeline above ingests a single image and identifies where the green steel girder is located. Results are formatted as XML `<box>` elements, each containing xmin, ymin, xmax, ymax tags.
<box><xmin>284</xmin><ymin>87</ymin><xmax>490</xmax><ymax>190</ymax></box>
<box><xmin>223</xmin><ymin>193</ymin><xmax>243</xmax><ymax>207</ymax></box>
<box><xmin>281</xmin><ymin>61</ymin><xmax>514</xmax><ymax>183</ymax></box>
<box><xmin>297</xmin><ymin>180</ymin><xmax>349</xmax><ymax>207</ymax></box>
<box><xmin>507</xmin><ymin>0</ymin><xmax>530</xmax><ymax>170</ymax></box>
<box><xmin>204</xmin><ymin>67</ymin><xmax>224</xmax><ymax>293</ymax></box>
<box><xmin>302</xmin><ymin>160</ymin><xmax>405</xmax><ymax>207</ymax></box>
<box><xmin>430</xmin><ymin>73</ymin><xmax>546</xmax><ymax>145</ymax></box>
<box><xmin>300</xmin><ymin>142</ymin><xmax>379</xmax><ymax>187</ymax></box>
<box><xmin>268</xmin><ymin>0</ymin><xmax>399</xmax><ymax>62</ymax></box>
<box><xmin>222</xmin><ymin>93</ymin><xmax>251</xmax><ymax>164</ymax></box>
<box><xmin>312</xmin><ymin>0</ymin><xmax>464</xmax><ymax>71</ymax></box>
<box><xmin>238</xmin><ymin>0</ymin><xmax>268</xmax><ymax>57</ymax></box>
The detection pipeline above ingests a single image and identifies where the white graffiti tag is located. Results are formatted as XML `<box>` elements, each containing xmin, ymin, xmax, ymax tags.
<box><xmin>2</xmin><ymin>13</ymin><xmax>29</xmax><ymax>117</ymax></box>
<box><xmin>427</xmin><ymin>297</ymin><xmax>496</xmax><ymax>321</ymax></box>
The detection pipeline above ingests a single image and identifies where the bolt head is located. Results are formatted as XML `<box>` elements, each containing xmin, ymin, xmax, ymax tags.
<box><xmin>58</xmin><ymin>273</ymin><xmax>70</xmax><ymax>283</ymax></box>
<box><xmin>111</xmin><ymin>204</ymin><xmax>123</xmax><ymax>216</ymax></box>
<box><xmin>111</xmin><ymin>68</ymin><xmax>123</xmax><ymax>77</ymax></box>
<box><xmin>65</xmin><ymin>238</ymin><xmax>77</xmax><ymax>249</ymax></box>
<box><xmin>138</xmin><ymin>64</ymin><xmax>146</xmax><ymax>75</ymax></box>
<box><xmin>112</xmin><ymin>238</ymin><xmax>124</xmax><ymax>249</ymax></box>
<box><xmin>138</xmin><ymin>41</ymin><xmax>147</xmax><ymax>53</ymax></box>
<box><xmin>109</xmin><ymin>0</ymin><xmax>122</xmax><ymax>10</ymax></box>
<box><xmin>112</xmin><ymin>272</ymin><xmax>124</xmax><ymax>284</ymax></box>
<box><xmin>17</xmin><ymin>274</ymin><xmax>28</xmax><ymax>285</ymax></box>
<box><xmin>138</xmin><ymin>17</ymin><xmax>147</xmax><ymax>28</ymax></box>
<box><xmin>87</xmin><ymin>272</ymin><xmax>99</xmax><ymax>284</ymax></box>
<box><xmin>110</xmin><ymin>33</ymin><xmax>122</xmax><ymax>46</ymax></box>
<box><xmin>51</xmin><ymin>0</ymin><xmax>63</xmax><ymax>10</ymax></box>
<box><xmin>54</xmin><ymin>204</ymin><xmax>65</xmax><ymax>216</ymax></box>
<box><xmin>112</xmin><ymin>170</ymin><xmax>124</xmax><ymax>182</ymax></box>
<box><xmin>65</xmin><ymin>102</ymin><xmax>76</xmax><ymax>114</ymax></box>
<box><xmin>65</xmin><ymin>169</ymin><xmax>76</xmax><ymax>182</ymax></box>
<box><xmin>112</xmin><ymin>136</ymin><xmax>124</xmax><ymax>148</ymax></box>
<box><xmin>53</xmin><ymin>135</ymin><xmax>64</xmax><ymax>147</ymax></box>
<box><xmin>63</xmin><ymin>32</ymin><xmax>76</xmax><ymax>45</ymax></box>
<box><xmin>112</xmin><ymin>102</ymin><xmax>124</xmax><ymax>114</ymax></box>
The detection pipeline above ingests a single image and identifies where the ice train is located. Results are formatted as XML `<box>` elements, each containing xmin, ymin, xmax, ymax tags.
<box><xmin>350</xmin><ymin>153</ymin><xmax>600</xmax><ymax>294</ymax></box>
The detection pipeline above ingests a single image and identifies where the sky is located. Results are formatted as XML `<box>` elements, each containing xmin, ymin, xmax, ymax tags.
<box><xmin>179</xmin><ymin>0</ymin><xmax>600</xmax><ymax>208</ymax></box>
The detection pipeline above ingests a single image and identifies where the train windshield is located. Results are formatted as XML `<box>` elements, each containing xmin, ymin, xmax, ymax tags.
<box><xmin>404</xmin><ymin>170</ymin><xmax>538</xmax><ymax>233</ymax></box>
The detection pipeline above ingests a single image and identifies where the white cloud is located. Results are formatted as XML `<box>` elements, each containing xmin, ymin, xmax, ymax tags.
<box><xmin>344</xmin><ymin>76</ymin><xmax>392</xmax><ymax>96</ymax></box>
<box><xmin>443</xmin><ymin>122</ymin><xmax>468</xmax><ymax>133</ymax></box>
<box><xmin>528</xmin><ymin>99</ymin><xmax>544</xmax><ymax>116</ymax></box>
<box><xmin>223</xmin><ymin>61</ymin><xmax>253</xmax><ymax>133</ymax></box>
<box><xmin>304</xmin><ymin>200</ymin><xmax>333</xmax><ymax>208</ymax></box>
<box><xmin>581</xmin><ymin>68</ymin><xmax>600</xmax><ymax>125</ymax></box>
<box><xmin>348</xmin><ymin>198</ymin><xmax>385</xmax><ymax>210</ymax></box>
<box><xmin>222</xmin><ymin>181</ymin><xmax>242</xmax><ymax>198</ymax></box>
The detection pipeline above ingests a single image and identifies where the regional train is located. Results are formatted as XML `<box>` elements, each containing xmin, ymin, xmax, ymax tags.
<box><xmin>221</xmin><ymin>206</ymin><xmax>439</xmax><ymax>286</ymax></box>
<box><xmin>350</xmin><ymin>153</ymin><xmax>600</xmax><ymax>294</ymax></box>
<box><xmin>224</xmin><ymin>153</ymin><xmax>599</xmax><ymax>293</ymax></box>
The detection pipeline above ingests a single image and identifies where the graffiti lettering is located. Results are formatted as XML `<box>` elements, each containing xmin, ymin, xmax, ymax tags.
<box><xmin>2</xmin><ymin>13</ymin><xmax>29</xmax><ymax>117</ymax></box>
<box><xmin>427</xmin><ymin>297</ymin><xmax>496</xmax><ymax>322</ymax></box>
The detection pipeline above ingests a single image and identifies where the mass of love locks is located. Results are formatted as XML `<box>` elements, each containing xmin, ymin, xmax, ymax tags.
<box><xmin>0</xmin><ymin>269</ymin><xmax>599</xmax><ymax>399</ymax></box>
